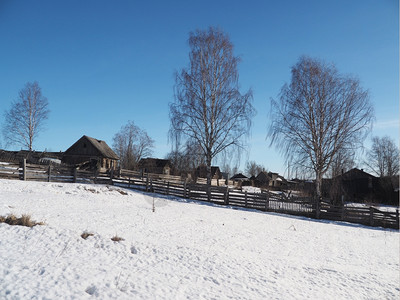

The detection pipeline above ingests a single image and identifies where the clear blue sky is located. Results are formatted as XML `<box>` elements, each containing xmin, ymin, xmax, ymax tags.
<box><xmin>0</xmin><ymin>0</ymin><xmax>398</xmax><ymax>176</ymax></box>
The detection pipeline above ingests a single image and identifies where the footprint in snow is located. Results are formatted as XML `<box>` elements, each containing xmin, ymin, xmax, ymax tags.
<box><xmin>130</xmin><ymin>246</ymin><xmax>138</xmax><ymax>254</ymax></box>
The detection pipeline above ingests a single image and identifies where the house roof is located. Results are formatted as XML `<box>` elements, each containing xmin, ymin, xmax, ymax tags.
<box><xmin>337</xmin><ymin>168</ymin><xmax>376</xmax><ymax>180</ymax></box>
<box><xmin>65</xmin><ymin>135</ymin><xmax>119</xmax><ymax>160</ymax></box>
<box><xmin>138</xmin><ymin>158</ymin><xmax>171</xmax><ymax>168</ymax></box>
<box><xmin>230</xmin><ymin>173</ymin><xmax>248</xmax><ymax>180</ymax></box>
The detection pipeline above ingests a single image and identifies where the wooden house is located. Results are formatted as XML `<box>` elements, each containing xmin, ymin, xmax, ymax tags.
<box><xmin>230</xmin><ymin>173</ymin><xmax>248</xmax><ymax>182</ymax></box>
<box><xmin>327</xmin><ymin>168</ymin><xmax>387</xmax><ymax>204</ymax></box>
<box><xmin>255</xmin><ymin>171</ymin><xmax>287</xmax><ymax>188</ymax></box>
<box><xmin>62</xmin><ymin>135</ymin><xmax>119</xmax><ymax>170</ymax></box>
<box><xmin>138</xmin><ymin>158</ymin><xmax>172</xmax><ymax>175</ymax></box>
<box><xmin>195</xmin><ymin>165</ymin><xmax>222</xmax><ymax>180</ymax></box>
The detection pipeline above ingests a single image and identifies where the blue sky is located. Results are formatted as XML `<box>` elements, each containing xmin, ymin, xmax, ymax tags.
<box><xmin>0</xmin><ymin>0</ymin><xmax>398</xmax><ymax>176</ymax></box>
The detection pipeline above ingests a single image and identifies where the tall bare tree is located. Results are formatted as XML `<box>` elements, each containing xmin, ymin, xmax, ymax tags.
<box><xmin>329</xmin><ymin>148</ymin><xmax>355</xmax><ymax>178</ymax></box>
<box><xmin>113</xmin><ymin>121</ymin><xmax>154</xmax><ymax>170</ymax></box>
<box><xmin>170</xmin><ymin>27</ymin><xmax>255</xmax><ymax>185</ymax></box>
<box><xmin>3</xmin><ymin>81</ymin><xmax>49</xmax><ymax>151</ymax></box>
<box><xmin>166</xmin><ymin>139</ymin><xmax>204</xmax><ymax>175</ymax></box>
<box><xmin>245</xmin><ymin>160</ymin><xmax>266</xmax><ymax>177</ymax></box>
<box><xmin>269</xmin><ymin>56</ymin><xmax>373</xmax><ymax>200</ymax></box>
<box><xmin>365</xmin><ymin>136</ymin><xmax>399</xmax><ymax>177</ymax></box>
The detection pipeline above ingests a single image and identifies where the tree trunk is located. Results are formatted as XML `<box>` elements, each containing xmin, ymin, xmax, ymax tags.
<box><xmin>206</xmin><ymin>152</ymin><xmax>212</xmax><ymax>186</ymax></box>
<box><xmin>315</xmin><ymin>170</ymin><xmax>323</xmax><ymax>201</ymax></box>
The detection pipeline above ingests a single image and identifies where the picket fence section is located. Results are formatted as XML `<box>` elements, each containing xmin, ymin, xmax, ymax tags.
<box><xmin>0</xmin><ymin>160</ymin><xmax>398</xmax><ymax>229</ymax></box>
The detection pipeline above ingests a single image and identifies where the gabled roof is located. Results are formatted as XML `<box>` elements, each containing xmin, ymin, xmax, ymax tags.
<box><xmin>230</xmin><ymin>173</ymin><xmax>248</xmax><ymax>180</ymax></box>
<box><xmin>65</xmin><ymin>135</ymin><xmax>119</xmax><ymax>160</ymax></box>
<box><xmin>336</xmin><ymin>168</ymin><xmax>376</xmax><ymax>180</ymax></box>
<box><xmin>138</xmin><ymin>158</ymin><xmax>171</xmax><ymax>168</ymax></box>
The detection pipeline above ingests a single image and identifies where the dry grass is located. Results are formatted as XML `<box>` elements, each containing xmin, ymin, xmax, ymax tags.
<box><xmin>0</xmin><ymin>214</ymin><xmax>44</xmax><ymax>227</ymax></box>
<box><xmin>81</xmin><ymin>232</ymin><xmax>94</xmax><ymax>240</ymax></box>
<box><xmin>111</xmin><ymin>235</ymin><xmax>124</xmax><ymax>242</ymax></box>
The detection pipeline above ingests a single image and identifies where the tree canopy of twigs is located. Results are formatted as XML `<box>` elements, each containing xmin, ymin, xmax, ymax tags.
<box><xmin>113</xmin><ymin>121</ymin><xmax>154</xmax><ymax>170</ymax></box>
<box><xmin>269</xmin><ymin>56</ymin><xmax>374</xmax><ymax>199</ymax></box>
<box><xmin>169</xmin><ymin>27</ymin><xmax>255</xmax><ymax>184</ymax></box>
<box><xmin>3</xmin><ymin>81</ymin><xmax>49</xmax><ymax>151</ymax></box>
<box><xmin>245</xmin><ymin>160</ymin><xmax>267</xmax><ymax>178</ymax></box>
<box><xmin>365</xmin><ymin>136</ymin><xmax>399</xmax><ymax>177</ymax></box>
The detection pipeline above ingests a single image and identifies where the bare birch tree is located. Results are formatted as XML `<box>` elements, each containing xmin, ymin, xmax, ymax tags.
<box><xmin>3</xmin><ymin>81</ymin><xmax>49</xmax><ymax>151</ymax></box>
<box><xmin>113</xmin><ymin>121</ymin><xmax>154</xmax><ymax>170</ymax></box>
<box><xmin>269</xmin><ymin>56</ymin><xmax>374</xmax><ymax>200</ymax></box>
<box><xmin>170</xmin><ymin>27</ymin><xmax>255</xmax><ymax>185</ymax></box>
<box><xmin>245</xmin><ymin>161</ymin><xmax>266</xmax><ymax>177</ymax></box>
<box><xmin>365</xmin><ymin>136</ymin><xmax>399</xmax><ymax>177</ymax></box>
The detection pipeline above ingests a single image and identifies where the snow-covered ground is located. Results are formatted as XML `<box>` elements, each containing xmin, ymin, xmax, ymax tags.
<box><xmin>0</xmin><ymin>179</ymin><xmax>399</xmax><ymax>299</ymax></box>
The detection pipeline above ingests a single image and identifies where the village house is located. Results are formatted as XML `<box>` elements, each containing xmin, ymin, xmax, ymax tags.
<box><xmin>326</xmin><ymin>168</ymin><xmax>398</xmax><ymax>205</ymax></box>
<box><xmin>62</xmin><ymin>135</ymin><xmax>119</xmax><ymax>171</ymax></box>
<box><xmin>230</xmin><ymin>173</ymin><xmax>248</xmax><ymax>182</ymax></box>
<box><xmin>195</xmin><ymin>165</ymin><xmax>222</xmax><ymax>180</ymax></box>
<box><xmin>255</xmin><ymin>171</ymin><xmax>287</xmax><ymax>189</ymax></box>
<box><xmin>138</xmin><ymin>158</ymin><xmax>172</xmax><ymax>175</ymax></box>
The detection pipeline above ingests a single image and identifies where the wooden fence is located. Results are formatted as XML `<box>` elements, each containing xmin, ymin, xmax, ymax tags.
<box><xmin>0</xmin><ymin>160</ymin><xmax>398</xmax><ymax>229</ymax></box>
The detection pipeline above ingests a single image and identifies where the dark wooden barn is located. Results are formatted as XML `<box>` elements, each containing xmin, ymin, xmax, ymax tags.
<box><xmin>138</xmin><ymin>158</ymin><xmax>172</xmax><ymax>175</ymax></box>
<box><xmin>62</xmin><ymin>135</ymin><xmax>119</xmax><ymax>170</ymax></box>
<box><xmin>255</xmin><ymin>171</ymin><xmax>287</xmax><ymax>188</ymax></box>
<box><xmin>195</xmin><ymin>165</ymin><xmax>222</xmax><ymax>180</ymax></box>
<box><xmin>325</xmin><ymin>168</ymin><xmax>397</xmax><ymax>204</ymax></box>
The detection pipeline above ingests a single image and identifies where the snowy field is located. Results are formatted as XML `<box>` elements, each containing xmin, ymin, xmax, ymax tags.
<box><xmin>0</xmin><ymin>179</ymin><xmax>399</xmax><ymax>299</ymax></box>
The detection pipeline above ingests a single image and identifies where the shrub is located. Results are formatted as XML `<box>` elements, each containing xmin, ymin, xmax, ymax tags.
<box><xmin>81</xmin><ymin>232</ymin><xmax>94</xmax><ymax>240</ymax></box>
<box><xmin>0</xmin><ymin>214</ymin><xmax>44</xmax><ymax>227</ymax></box>
<box><xmin>111</xmin><ymin>235</ymin><xmax>124</xmax><ymax>242</ymax></box>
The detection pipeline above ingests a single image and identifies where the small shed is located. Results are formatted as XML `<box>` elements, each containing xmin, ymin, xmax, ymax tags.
<box><xmin>62</xmin><ymin>135</ymin><xmax>119</xmax><ymax>170</ymax></box>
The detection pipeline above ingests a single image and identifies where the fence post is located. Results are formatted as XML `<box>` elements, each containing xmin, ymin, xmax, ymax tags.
<box><xmin>341</xmin><ymin>203</ymin><xmax>345</xmax><ymax>221</ymax></box>
<box><xmin>245</xmin><ymin>191</ymin><xmax>248</xmax><ymax>208</ymax></box>
<box><xmin>207</xmin><ymin>185</ymin><xmax>211</xmax><ymax>202</ymax></box>
<box><xmin>22</xmin><ymin>159</ymin><xmax>26</xmax><ymax>181</ymax></box>
<box><xmin>167</xmin><ymin>181</ymin><xmax>170</xmax><ymax>195</ymax></box>
<box><xmin>265</xmin><ymin>191</ymin><xmax>269</xmax><ymax>211</ymax></box>
<box><xmin>110</xmin><ymin>168</ymin><xmax>114</xmax><ymax>185</ymax></box>
<box><xmin>315</xmin><ymin>198</ymin><xmax>320</xmax><ymax>219</ymax></box>
<box><xmin>146</xmin><ymin>173</ymin><xmax>149</xmax><ymax>192</ymax></box>
<box><xmin>224</xmin><ymin>186</ymin><xmax>229</xmax><ymax>205</ymax></box>
<box><xmin>396</xmin><ymin>209</ymin><xmax>399</xmax><ymax>229</ymax></box>
<box><xmin>369</xmin><ymin>207</ymin><xmax>374</xmax><ymax>226</ymax></box>
<box><xmin>47</xmin><ymin>165</ymin><xmax>51</xmax><ymax>182</ymax></box>
<box><xmin>128</xmin><ymin>176</ymin><xmax>131</xmax><ymax>188</ymax></box>
<box><xmin>184</xmin><ymin>179</ymin><xmax>187</xmax><ymax>198</ymax></box>
<box><xmin>73</xmin><ymin>168</ymin><xmax>77</xmax><ymax>183</ymax></box>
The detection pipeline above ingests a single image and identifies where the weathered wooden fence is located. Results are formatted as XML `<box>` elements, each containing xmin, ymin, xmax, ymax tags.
<box><xmin>0</xmin><ymin>160</ymin><xmax>398</xmax><ymax>229</ymax></box>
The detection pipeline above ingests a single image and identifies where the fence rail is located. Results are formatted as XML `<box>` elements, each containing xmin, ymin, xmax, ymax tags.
<box><xmin>0</xmin><ymin>160</ymin><xmax>398</xmax><ymax>229</ymax></box>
